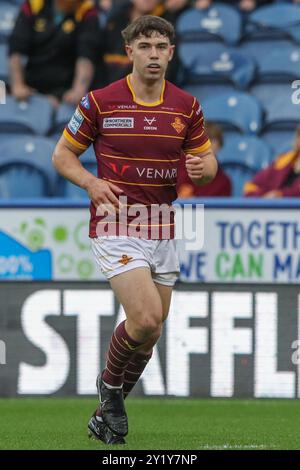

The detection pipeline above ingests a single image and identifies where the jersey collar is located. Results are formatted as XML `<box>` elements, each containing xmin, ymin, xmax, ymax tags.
<box><xmin>126</xmin><ymin>74</ymin><xmax>165</xmax><ymax>107</ymax></box>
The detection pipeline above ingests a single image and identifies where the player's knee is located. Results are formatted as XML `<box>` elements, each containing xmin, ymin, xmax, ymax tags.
<box><xmin>134</xmin><ymin>314</ymin><xmax>162</xmax><ymax>339</ymax></box>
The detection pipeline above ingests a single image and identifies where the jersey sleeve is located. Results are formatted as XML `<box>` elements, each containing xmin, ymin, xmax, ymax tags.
<box><xmin>183</xmin><ymin>98</ymin><xmax>211</xmax><ymax>155</ymax></box>
<box><xmin>63</xmin><ymin>92</ymin><xmax>98</xmax><ymax>150</ymax></box>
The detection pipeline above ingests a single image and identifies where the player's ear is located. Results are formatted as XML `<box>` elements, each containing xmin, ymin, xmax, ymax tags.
<box><xmin>125</xmin><ymin>44</ymin><xmax>134</xmax><ymax>62</ymax></box>
<box><xmin>168</xmin><ymin>45</ymin><xmax>175</xmax><ymax>62</ymax></box>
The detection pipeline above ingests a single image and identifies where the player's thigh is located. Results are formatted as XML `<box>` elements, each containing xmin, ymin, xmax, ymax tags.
<box><xmin>109</xmin><ymin>267</ymin><xmax>163</xmax><ymax>325</ymax></box>
<box><xmin>154</xmin><ymin>282</ymin><xmax>173</xmax><ymax>322</ymax></box>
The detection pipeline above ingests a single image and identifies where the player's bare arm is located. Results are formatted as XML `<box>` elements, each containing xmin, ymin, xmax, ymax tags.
<box><xmin>52</xmin><ymin>136</ymin><xmax>123</xmax><ymax>212</ymax></box>
<box><xmin>185</xmin><ymin>147</ymin><xmax>218</xmax><ymax>186</ymax></box>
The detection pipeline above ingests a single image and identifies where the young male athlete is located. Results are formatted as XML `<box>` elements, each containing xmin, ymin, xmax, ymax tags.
<box><xmin>52</xmin><ymin>15</ymin><xmax>217</xmax><ymax>445</ymax></box>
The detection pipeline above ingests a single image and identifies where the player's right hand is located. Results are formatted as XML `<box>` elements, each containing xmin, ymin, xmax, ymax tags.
<box><xmin>86</xmin><ymin>178</ymin><xmax>124</xmax><ymax>214</ymax></box>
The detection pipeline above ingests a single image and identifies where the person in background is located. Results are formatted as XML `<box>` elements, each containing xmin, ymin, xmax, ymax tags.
<box><xmin>177</xmin><ymin>122</ymin><xmax>232</xmax><ymax>198</ymax></box>
<box><xmin>194</xmin><ymin>0</ymin><xmax>212</xmax><ymax>9</ymax></box>
<box><xmin>9</xmin><ymin>0</ymin><xmax>101</xmax><ymax>107</ymax></box>
<box><xmin>103</xmin><ymin>0</ymin><xmax>165</xmax><ymax>84</ymax></box>
<box><xmin>244</xmin><ymin>126</ymin><xmax>300</xmax><ymax>198</ymax></box>
<box><xmin>221</xmin><ymin>0</ymin><xmax>274</xmax><ymax>14</ymax></box>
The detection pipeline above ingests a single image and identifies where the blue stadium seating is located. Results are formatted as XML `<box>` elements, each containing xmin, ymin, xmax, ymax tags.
<box><xmin>189</xmin><ymin>50</ymin><xmax>255</xmax><ymax>89</ymax></box>
<box><xmin>217</xmin><ymin>136</ymin><xmax>272</xmax><ymax>196</ymax></box>
<box><xmin>178</xmin><ymin>41</ymin><xmax>227</xmax><ymax>73</ymax></box>
<box><xmin>262</xmin><ymin>129</ymin><xmax>296</xmax><ymax>153</ymax></box>
<box><xmin>51</xmin><ymin>103</ymin><xmax>76</xmax><ymax>134</ymax></box>
<box><xmin>0</xmin><ymin>43</ymin><xmax>8</xmax><ymax>83</ymax></box>
<box><xmin>202</xmin><ymin>91</ymin><xmax>263</xmax><ymax>134</ymax></box>
<box><xmin>0</xmin><ymin>95</ymin><xmax>54</xmax><ymax>135</ymax></box>
<box><xmin>0</xmin><ymin>2</ymin><xmax>18</xmax><ymax>42</ymax></box>
<box><xmin>251</xmin><ymin>83</ymin><xmax>299</xmax><ymax>130</ymax></box>
<box><xmin>176</xmin><ymin>4</ymin><xmax>242</xmax><ymax>45</ymax></box>
<box><xmin>246</xmin><ymin>4</ymin><xmax>300</xmax><ymax>40</ymax></box>
<box><xmin>0</xmin><ymin>135</ymin><xmax>56</xmax><ymax>197</ymax></box>
<box><xmin>184</xmin><ymin>83</ymin><xmax>236</xmax><ymax>102</ymax></box>
<box><xmin>255</xmin><ymin>46</ymin><xmax>300</xmax><ymax>83</ymax></box>
<box><xmin>218</xmin><ymin>135</ymin><xmax>273</xmax><ymax>170</ymax></box>
<box><xmin>239</xmin><ymin>39</ymin><xmax>296</xmax><ymax>63</ymax></box>
<box><xmin>57</xmin><ymin>145</ymin><xmax>97</xmax><ymax>199</ymax></box>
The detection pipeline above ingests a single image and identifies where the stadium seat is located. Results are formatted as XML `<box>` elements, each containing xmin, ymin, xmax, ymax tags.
<box><xmin>184</xmin><ymin>49</ymin><xmax>255</xmax><ymax>89</ymax></box>
<box><xmin>262</xmin><ymin>129</ymin><xmax>296</xmax><ymax>153</ymax></box>
<box><xmin>51</xmin><ymin>103</ymin><xmax>76</xmax><ymax>134</ymax></box>
<box><xmin>251</xmin><ymin>83</ymin><xmax>299</xmax><ymax>130</ymax></box>
<box><xmin>202</xmin><ymin>91</ymin><xmax>263</xmax><ymax>134</ymax></box>
<box><xmin>57</xmin><ymin>145</ymin><xmax>97</xmax><ymax>199</ymax></box>
<box><xmin>0</xmin><ymin>135</ymin><xmax>57</xmax><ymax>197</ymax></box>
<box><xmin>255</xmin><ymin>46</ymin><xmax>300</xmax><ymax>83</ymax></box>
<box><xmin>218</xmin><ymin>135</ymin><xmax>271</xmax><ymax>196</ymax></box>
<box><xmin>218</xmin><ymin>135</ymin><xmax>273</xmax><ymax>171</ymax></box>
<box><xmin>246</xmin><ymin>4</ymin><xmax>300</xmax><ymax>40</ymax></box>
<box><xmin>184</xmin><ymin>83</ymin><xmax>236</xmax><ymax>102</ymax></box>
<box><xmin>0</xmin><ymin>2</ymin><xmax>18</xmax><ymax>42</ymax></box>
<box><xmin>239</xmin><ymin>39</ymin><xmax>296</xmax><ymax>62</ymax></box>
<box><xmin>178</xmin><ymin>41</ymin><xmax>227</xmax><ymax>74</ymax></box>
<box><xmin>0</xmin><ymin>43</ymin><xmax>8</xmax><ymax>83</ymax></box>
<box><xmin>0</xmin><ymin>95</ymin><xmax>54</xmax><ymax>135</ymax></box>
<box><xmin>176</xmin><ymin>4</ymin><xmax>242</xmax><ymax>45</ymax></box>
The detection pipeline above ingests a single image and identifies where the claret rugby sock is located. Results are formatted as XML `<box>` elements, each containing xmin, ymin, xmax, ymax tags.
<box><xmin>102</xmin><ymin>320</ymin><xmax>142</xmax><ymax>388</ymax></box>
<box><xmin>123</xmin><ymin>351</ymin><xmax>153</xmax><ymax>398</ymax></box>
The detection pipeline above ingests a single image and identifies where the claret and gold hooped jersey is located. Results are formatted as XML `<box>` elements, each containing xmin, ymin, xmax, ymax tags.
<box><xmin>63</xmin><ymin>75</ymin><xmax>211</xmax><ymax>239</ymax></box>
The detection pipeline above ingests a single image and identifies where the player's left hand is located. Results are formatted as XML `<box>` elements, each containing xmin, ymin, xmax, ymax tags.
<box><xmin>185</xmin><ymin>154</ymin><xmax>204</xmax><ymax>179</ymax></box>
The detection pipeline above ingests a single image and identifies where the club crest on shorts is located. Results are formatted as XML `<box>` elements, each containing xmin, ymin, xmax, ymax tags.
<box><xmin>118</xmin><ymin>254</ymin><xmax>133</xmax><ymax>265</ymax></box>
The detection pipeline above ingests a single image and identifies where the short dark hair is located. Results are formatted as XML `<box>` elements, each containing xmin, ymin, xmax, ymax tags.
<box><xmin>122</xmin><ymin>15</ymin><xmax>175</xmax><ymax>45</ymax></box>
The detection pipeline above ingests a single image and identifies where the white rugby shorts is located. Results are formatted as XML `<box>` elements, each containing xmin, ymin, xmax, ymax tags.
<box><xmin>91</xmin><ymin>236</ymin><xmax>180</xmax><ymax>286</ymax></box>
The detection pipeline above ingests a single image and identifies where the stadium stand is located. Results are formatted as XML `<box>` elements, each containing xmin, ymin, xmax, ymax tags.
<box><xmin>254</xmin><ymin>45</ymin><xmax>300</xmax><ymax>82</ymax></box>
<box><xmin>0</xmin><ymin>2</ymin><xmax>18</xmax><ymax>43</ymax></box>
<box><xmin>0</xmin><ymin>43</ymin><xmax>8</xmax><ymax>84</ymax></box>
<box><xmin>218</xmin><ymin>136</ymin><xmax>273</xmax><ymax>196</ymax></box>
<box><xmin>202</xmin><ymin>91</ymin><xmax>263</xmax><ymax>134</ymax></box>
<box><xmin>176</xmin><ymin>4</ymin><xmax>242</xmax><ymax>45</ymax></box>
<box><xmin>246</xmin><ymin>3</ymin><xmax>300</xmax><ymax>40</ymax></box>
<box><xmin>0</xmin><ymin>135</ymin><xmax>56</xmax><ymax>198</ymax></box>
<box><xmin>251</xmin><ymin>83</ymin><xmax>299</xmax><ymax>130</ymax></box>
<box><xmin>1</xmin><ymin>0</ymin><xmax>299</xmax><ymax>199</ymax></box>
<box><xmin>180</xmin><ymin>46</ymin><xmax>255</xmax><ymax>89</ymax></box>
<box><xmin>0</xmin><ymin>96</ymin><xmax>54</xmax><ymax>135</ymax></box>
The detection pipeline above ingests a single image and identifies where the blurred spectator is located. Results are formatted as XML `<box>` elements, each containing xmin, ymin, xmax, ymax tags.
<box><xmin>103</xmin><ymin>0</ymin><xmax>165</xmax><ymax>84</ymax></box>
<box><xmin>221</xmin><ymin>0</ymin><xmax>274</xmax><ymax>13</ymax></box>
<box><xmin>96</xmin><ymin>0</ymin><xmax>113</xmax><ymax>26</ymax></box>
<box><xmin>9</xmin><ymin>0</ymin><xmax>101</xmax><ymax>107</ymax></box>
<box><xmin>177</xmin><ymin>122</ymin><xmax>232</xmax><ymax>197</ymax></box>
<box><xmin>194</xmin><ymin>0</ymin><xmax>212</xmax><ymax>9</ymax></box>
<box><xmin>244</xmin><ymin>126</ymin><xmax>300</xmax><ymax>198</ymax></box>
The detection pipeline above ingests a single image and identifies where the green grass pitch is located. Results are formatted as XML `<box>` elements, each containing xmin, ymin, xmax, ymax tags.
<box><xmin>0</xmin><ymin>398</ymin><xmax>299</xmax><ymax>450</ymax></box>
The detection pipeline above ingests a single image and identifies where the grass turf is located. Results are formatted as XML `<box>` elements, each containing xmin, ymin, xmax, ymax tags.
<box><xmin>0</xmin><ymin>398</ymin><xmax>299</xmax><ymax>450</ymax></box>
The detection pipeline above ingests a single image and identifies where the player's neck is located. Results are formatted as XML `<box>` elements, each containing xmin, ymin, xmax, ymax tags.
<box><xmin>128</xmin><ymin>73</ymin><xmax>165</xmax><ymax>105</ymax></box>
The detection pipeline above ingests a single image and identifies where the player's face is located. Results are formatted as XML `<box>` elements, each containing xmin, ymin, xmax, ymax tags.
<box><xmin>126</xmin><ymin>33</ymin><xmax>175</xmax><ymax>82</ymax></box>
